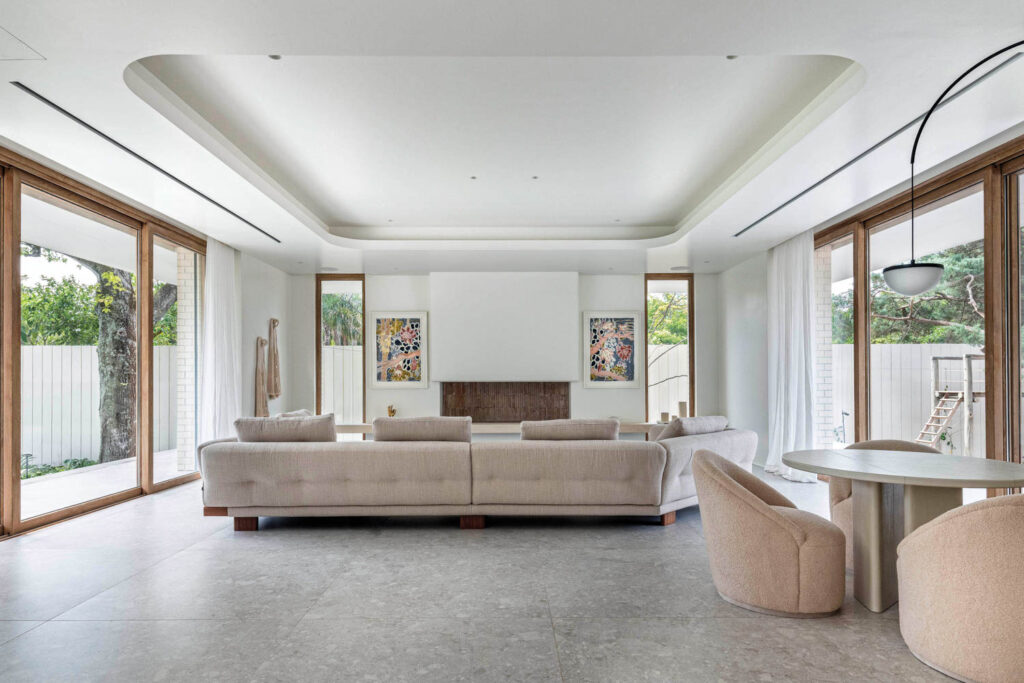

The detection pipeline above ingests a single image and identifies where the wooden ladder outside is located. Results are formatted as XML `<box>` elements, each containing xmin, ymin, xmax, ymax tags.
<box><xmin>915</xmin><ymin>392</ymin><xmax>964</xmax><ymax>447</ymax></box>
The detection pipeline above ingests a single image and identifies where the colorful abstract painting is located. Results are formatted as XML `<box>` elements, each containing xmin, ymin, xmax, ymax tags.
<box><xmin>372</xmin><ymin>312</ymin><xmax>428</xmax><ymax>388</ymax></box>
<box><xmin>584</xmin><ymin>312</ymin><xmax>640</xmax><ymax>388</ymax></box>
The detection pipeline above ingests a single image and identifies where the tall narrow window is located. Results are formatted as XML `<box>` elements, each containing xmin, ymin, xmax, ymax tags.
<box><xmin>19</xmin><ymin>186</ymin><xmax>139</xmax><ymax>520</ymax></box>
<box><xmin>814</xmin><ymin>236</ymin><xmax>856</xmax><ymax>447</ymax></box>
<box><xmin>316</xmin><ymin>275</ymin><xmax>364</xmax><ymax>438</ymax></box>
<box><xmin>868</xmin><ymin>184</ymin><xmax>985</xmax><ymax>465</ymax></box>
<box><xmin>646</xmin><ymin>275</ymin><xmax>694</xmax><ymax>421</ymax></box>
<box><xmin>153</xmin><ymin>235</ymin><xmax>203</xmax><ymax>484</ymax></box>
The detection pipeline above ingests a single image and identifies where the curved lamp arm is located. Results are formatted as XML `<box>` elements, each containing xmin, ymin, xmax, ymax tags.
<box><xmin>904</xmin><ymin>38</ymin><xmax>1024</xmax><ymax>263</ymax></box>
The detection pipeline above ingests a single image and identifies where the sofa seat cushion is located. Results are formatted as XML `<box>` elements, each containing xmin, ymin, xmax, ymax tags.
<box><xmin>200</xmin><ymin>441</ymin><xmax>472</xmax><ymax>507</ymax></box>
<box><xmin>373</xmin><ymin>416</ymin><xmax>472</xmax><ymax>442</ymax></box>
<box><xmin>471</xmin><ymin>440</ymin><xmax>666</xmax><ymax>505</ymax></box>
<box><xmin>520</xmin><ymin>418</ymin><xmax>620</xmax><ymax>441</ymax></box>
<box><xmin>657</xmin><ymin>415</ymin><xmax>729</xmax><ymax>440</ymax></box>
<box><xmin>234</xmin><ymin>414</ymin><xmax>337</xmax><ymax>442</ymax></box>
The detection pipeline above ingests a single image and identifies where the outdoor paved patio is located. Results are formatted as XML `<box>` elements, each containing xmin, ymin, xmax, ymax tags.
<box><xmin>21</xmin><ymin>450</ymin><xmax>193</xmax><ymax>520</ymax></box>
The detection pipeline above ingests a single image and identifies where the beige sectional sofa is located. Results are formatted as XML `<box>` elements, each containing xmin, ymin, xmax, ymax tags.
<box><xmin>199</xmin><ymin>415</ymin><xmax>757</xmax><ymax>530</ymax></box>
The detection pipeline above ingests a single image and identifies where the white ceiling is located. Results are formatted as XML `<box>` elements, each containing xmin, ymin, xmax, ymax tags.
<box><xmin>138</xmin><ymin>54</ymin><xmax>850</xmax><ymax>233</ymax></box>
<box><xmin>0</xmin><ymin>1</ymin><xmax>1021</xmax><ymax>275</ymax></box>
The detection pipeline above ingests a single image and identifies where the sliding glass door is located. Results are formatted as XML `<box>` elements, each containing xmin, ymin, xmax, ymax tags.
<box><xmin>19</xmin><ymin>185</ymin><xmax>141</xmax><ymax>520</ymax></box>
<box><xmin>316</xmin><ymin>275</ymin><xmax>364</xmax><ymax>439</ymax></box>
<box><xmin>645</xmin><ymin>274</ymin><xmax>694</xmax><ymax>421</ymax></box>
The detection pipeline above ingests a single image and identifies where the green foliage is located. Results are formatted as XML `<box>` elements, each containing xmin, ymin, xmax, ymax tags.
<box><xmin>321</xmin><ymin>293</ymin><xmax>363</xmax><ymax>346</ymax></box>
<box><xmin>20</xmin><ymin>265</ymin><xmax>177</xmax><ymax>346</ymax></box>
<box><xmin>831</xmin><ymin>239</ymin><xmax>985</xmax><ymax>345</ymax></box>
<box><xmin>21</xmin><ymin>453</ymin><xmax>98</xmax><ymax>479</ymax></box>
<box><xmin>646</xmin><ymin>293</ymin><xmax>689</xmax><ymax>344</ymax></box>
<box><xmin>21</xmin><ymin>276</ymin><xmax>99</xmax><ymax>345</ymax></box>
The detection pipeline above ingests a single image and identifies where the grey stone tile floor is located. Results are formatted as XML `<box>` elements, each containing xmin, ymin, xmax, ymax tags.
<box><xmin>0</xmin><ymin>469</ymin><xmax>948</xmax><ymax>682</ymax></box>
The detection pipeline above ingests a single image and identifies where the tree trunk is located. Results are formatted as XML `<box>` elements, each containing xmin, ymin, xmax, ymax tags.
<box><xmin>95</xmin><ymin>268</ymin><xmax>138</xmax><ymax>463</ymax></box>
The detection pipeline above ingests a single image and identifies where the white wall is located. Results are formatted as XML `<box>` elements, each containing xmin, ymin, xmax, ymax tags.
<box><xmin>693</xmin><ymin>273</ymin><xmax>721</xmax><ymax>417</ymax></box>
<box><xmin>238</xmin><ymin>253</ymin><xmax>308</xmax><ymax>416</ymax></box>
<box><xmin>365</xmin><ymin>275</ymin><xmax>440</xmax><ymax>419</ymax></box>
<box><xmin>718</xmin><ymin>253</ymin><xmax>770</xmax><ymax>464</ymax></box>
<box><xmin>573</xmin><ymin>275</ymin><xmax>645</xmax><ymax>421</ymax></box>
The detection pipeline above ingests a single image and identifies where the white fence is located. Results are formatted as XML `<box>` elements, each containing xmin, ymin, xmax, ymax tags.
<box><xmin>832</xmin><ymin>343</ymin><xmax>985</xmax><ymax>456</ymax></box>
<box><xmin>648</xmin><ymin>344</ymin><xmax>689</xmax><ymax>418</ymax></box>
<box><xmin>21</xmin><ymin>346</ymin><xmax>178</xmax><ymax>466</ymax></box>
<box><xmin>320</xmin><ymin>346</ymin><xmax>364</xmax><ymax>426</ymax></box>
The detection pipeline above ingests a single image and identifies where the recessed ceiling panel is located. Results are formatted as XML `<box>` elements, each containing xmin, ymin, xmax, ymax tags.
<box><xmin>137</xmin><ymin>54</ymin><xmax>852</xmax><ymax>237</ymax></box>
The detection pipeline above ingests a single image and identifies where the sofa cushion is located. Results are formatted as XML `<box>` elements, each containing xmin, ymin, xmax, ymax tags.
<box><xmin>274</xmin><ymin>408</ymin><xmax>313</xmax><ymax>418</ymax></box>
<box><xmin>520</xmin><ymin>418</ymin><xmax>619</xmax><ymax>441</ymax></box>
<box><xmin>657</xmin><ymin>415</ymin><xmax>728</xmax><ymax>440</ymax></box>
<box><xmin>472</xmin><ymin>440</ymin><xmax>664</xmax><ymax>505</ymax></box>
<box><xmin>234</xmin><ymin>414</ymin><xmax>336</xmax><ymax>442</ymax></box>
<box><xmin>372</xmin><ymin>416</ymin><xmax>472</xmax><ymax>442</ymax></box>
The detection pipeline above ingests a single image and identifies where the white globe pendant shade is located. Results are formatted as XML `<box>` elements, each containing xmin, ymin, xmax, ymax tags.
<box><xmin>881</xmin><ymin>261</ymin><xmax>944</xmax><ymax>296</ymax></box>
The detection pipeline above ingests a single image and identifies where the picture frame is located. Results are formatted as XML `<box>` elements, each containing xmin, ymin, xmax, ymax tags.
<box><xmin>370</xmin><ymin>311</ymin><xmax>429</xmax><ymax>388</ymax></box>
<box><xmin>583</xmin><ymin>311</ymin><xmax>641</xmax><ymax>388</ymax></box>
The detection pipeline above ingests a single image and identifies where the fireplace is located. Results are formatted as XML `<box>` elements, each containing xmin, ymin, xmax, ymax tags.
<box><xmin>441</xmin><ymin>382</ymin><xmax>570</xmax><ymax>423</ymax></box>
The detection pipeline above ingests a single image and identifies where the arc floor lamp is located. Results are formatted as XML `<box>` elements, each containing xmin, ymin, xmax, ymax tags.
<box><xmin>883</xmin><ymin>38</ymin><xmax>1024</xmax><ymax>296</ymax></box>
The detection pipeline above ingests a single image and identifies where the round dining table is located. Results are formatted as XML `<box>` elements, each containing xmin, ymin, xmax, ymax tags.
<box><xmin>782</xmin><ymin>448</ymin><xmax>1024</xmax><ymax>613</ymax></box>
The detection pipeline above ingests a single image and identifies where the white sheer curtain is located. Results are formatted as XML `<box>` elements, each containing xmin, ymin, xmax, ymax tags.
<box><xmin>199</xmin><ymin>238</ymin><xmax>242</xmax><ymax>442</ymax></box>
<box><xmin>766</xmin><ymin>230</ymin><xmax>818</xmax><ymax>482</ymax></box>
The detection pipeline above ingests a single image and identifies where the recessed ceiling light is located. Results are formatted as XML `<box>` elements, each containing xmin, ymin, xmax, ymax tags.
<box><xmin>387</xmin><ymin>219</ymin><xmax>393</xmax><ymax>223</ymax></box>
<box><xmin>670</xmin><ymin>265</ymin><xmax>690</xmax><ymax>271</ymax></box>
<box><xmin>614</xmin><ymin>219</ymin><xmax>621</xmax><ymax>223</ymax></box>
<box><xmin>703</xmin><ymin>260</ymin><xmax>711</xmax><ymax>264</ymax></box>
<box><xmin>532</xmin><ymin>176</ymin><xmax>539</xmax><ymax>180</ymax></box>
<box><xmin>268</xmin><ymin>54</ymin><xmax>282</xmax><ymax>60</ymax></box>
<box><xmin>321</xmin><ymin>266</ymin><xmax>338</xmax><ymax>272</ymax></box>
<box><xmin>470</xmin><ymin>175</ymin><xmax>478</xmax><ymax>180</ymax></box>
<box><xmin>726</xmin><ymin>55</ymin><xmax>739</xmax><ymax>60</ymax></box>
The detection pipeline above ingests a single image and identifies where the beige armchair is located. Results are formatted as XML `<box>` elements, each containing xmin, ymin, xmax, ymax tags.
<box><xmin>897</xmin><ymin>493</ymin><xmax>1024</xmax><ymax>683</ymax></box>
<box><xmin>831</xmin><ymin>440</ymin><xmax>939</xmax><ymax>569</ymax></box>
<box><xmin>693</xmin><ymin>449</ymin><xmax>845</xmax><ymax>617</ymax></box>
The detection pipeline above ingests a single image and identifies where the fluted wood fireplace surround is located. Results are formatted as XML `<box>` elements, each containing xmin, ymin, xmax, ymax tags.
<box><xmin>441</xmin><ymin>382</ymin><xmax>570</xmax><ymax>423</ymax></box>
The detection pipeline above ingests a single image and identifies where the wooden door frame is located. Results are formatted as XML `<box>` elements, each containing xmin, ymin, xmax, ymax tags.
<box><xmin>0</xmin><ymin>144</ymin><xmax>206</xmax><ymax>537</ymax></box>
<box><xmin>314</xmin><ymin>274</ymin><xmax>366</xmax><ymax>422</ymax></box>
<box><xmin>644</xmin><ymin>273</ymin><xmax>696</xmax><ymax>422</ymax></box>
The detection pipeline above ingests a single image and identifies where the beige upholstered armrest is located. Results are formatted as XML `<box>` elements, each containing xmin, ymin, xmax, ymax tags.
<box><xmin>196</xmin><ymin>437</ymin><xmax>238</xmax><ymax>472</ymax></box>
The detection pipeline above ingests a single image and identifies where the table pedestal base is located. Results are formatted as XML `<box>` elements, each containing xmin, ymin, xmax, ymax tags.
<box><xmin>852</xmin><ymin>481</ymin><xmax>962</xmax><ymax>613</ymax></box>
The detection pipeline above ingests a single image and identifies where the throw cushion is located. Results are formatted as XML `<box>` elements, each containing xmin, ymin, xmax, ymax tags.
<box><xmin>521</xmin><ymin>418</ymin><xmax>619</xmax><ymax>441</ymax></box>
<box><xmin>372</xmin><ymin>416</ymin><xmax>472</xmax><ymax>442</ymax></box>
<box><xmin>274</xmin><ymin>408</ymin><xmax>313</xmax><ymax>418</ymax></box>
<box><xmin>234</xmin><ymin>413</ymin><xmax>337</xmax><ymax>442</ymax></box>
<box><xmin>656</xmin><ymin>415</ymin><xmax>729</xmax><ymax>441</ymax></box>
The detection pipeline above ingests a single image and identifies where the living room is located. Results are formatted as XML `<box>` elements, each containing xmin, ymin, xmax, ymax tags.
<box><xmin>1</xmin><ymin>2</ymin><xmax>1023</xmax><ymax>681</ymax></box>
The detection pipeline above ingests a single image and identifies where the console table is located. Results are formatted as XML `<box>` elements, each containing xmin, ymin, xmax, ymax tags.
<box><xmin>336</xmin><ymin>422</ymin><xmax>660</xmax><ymax>435</ymax></box>
<box><xmin>783</xmin><ymin>448</ymin><xmax>1024</xmax><ymax>613</ymax></box>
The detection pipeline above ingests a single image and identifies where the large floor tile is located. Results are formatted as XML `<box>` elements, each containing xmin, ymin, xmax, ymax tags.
<box><xmin>305</xmin><ymin>546</ymin><xmax>551</xmax><ymax>619</ymax></box>
<box><xmin>553</xmin><ymin>617</ymin><xmax>944</xmax><ymax>682</ymax></box>
<box><xmin>55</xmin><ymin>547</ymin><xmax>349</xmax><ymax>621</ymax></box>
<box><xmin>0</xmin><ymin>621</ymin><xmax>42</xmax><ymax>646</ymax></box>
<box><xmin>255</xmin><ymin>617</ymin><xmax>561</xmax><ymax>682</ymax></box>
<box><xmin>0</xmin><ymin>548</ymin><xmax>167</xmax><ymax>620</ymax></box>
<box><xmin>0</xmin><ymin>619</ymin><xmax>295</xmax><ymax>683</ymax></box>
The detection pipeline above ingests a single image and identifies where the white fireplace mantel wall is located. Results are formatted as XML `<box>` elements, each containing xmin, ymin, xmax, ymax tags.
<box><xmin>233</xmin><ymin>250</ymin><xmax>722</xmax><ymax>424</ymax></box>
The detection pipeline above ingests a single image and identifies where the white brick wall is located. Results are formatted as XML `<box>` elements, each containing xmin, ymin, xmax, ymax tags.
<box><xmin>813</xmin><ymin>245</ymin><xmax>835</xmax><ymax>448</ymax></box>
<box><xmin>175</xmin><ymin>249</ymin><xmax>203</xmax><ymax>471</ymax></box>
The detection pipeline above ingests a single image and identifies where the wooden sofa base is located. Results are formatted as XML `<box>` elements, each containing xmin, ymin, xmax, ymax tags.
<box><xmin>204</xmin><ymin>498</ymin><xmax>697</xmax><ymax>531</ymax></box>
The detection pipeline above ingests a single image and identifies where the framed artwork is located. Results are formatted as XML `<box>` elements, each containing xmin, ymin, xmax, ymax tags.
<box><xmin>583</xmin><ymin>311</ymin><xmax>640</xmax><ymax>388</ymax></box>
<box><xmin>371</xmin><ymin>312</ymin><xmax>428</xmax><ymax>388</ymax></box>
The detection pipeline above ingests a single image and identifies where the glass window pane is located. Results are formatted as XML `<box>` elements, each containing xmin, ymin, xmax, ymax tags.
<box><xmin>319</xmin><ymin>279</ymin><xmax>363</xmax><ymax>439</ymax></box>
<box><xmin>868</xmin><ymin>185</ymin><xmax>985</xmax><ymax>471</ymax></box>
<box><xmin>19</xmin><ymin>186</ymin><xmax>139</xmax><ymax>519</ymax></box>
<box><xmin>814</xmin><ymin>237</ymin><xmax>855</xmax><ymax>447</ymax></box>
<box><xmin>153</xmin><ymin>236</ymin><xmax>203</xmax><ymax>484</ymax></box>
<box><xmin>647</xmin><ymin>278</ymin><xmax>691</xmax><ymax>421</ymax></box>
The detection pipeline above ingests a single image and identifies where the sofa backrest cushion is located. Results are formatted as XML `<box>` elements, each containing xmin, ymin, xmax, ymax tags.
<box><xmin>234</xmin><ymin>413</ymin><xmax>337</xmax><ymax>442</ymax></box>
<box><xmin>656</xmin><ymin>415</ymin><xmax>729</xmax><ymax>440</ymax></box>
<box><xmin>520</xmin><ymin>418</ymin><xmax>619</xmax><ymax>441</ymax></box>
<box><xmin>274</xmin><ymin>408</ymin><xmax>313</xmax><ymax>418</ymax></box>
<box><xmin>372</xmin><ymin>416</ymin><xmax>472</xmax><ymax>442</ymax></box>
